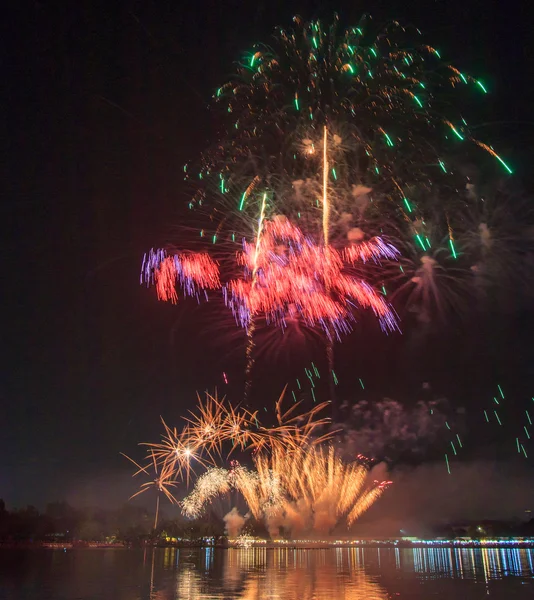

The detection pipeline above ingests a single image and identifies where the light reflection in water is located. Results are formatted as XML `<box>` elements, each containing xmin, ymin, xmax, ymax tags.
<box><xmin>149</xmin><ymin>546</ymin><xmax>534</xmax><ymax>599</ymax></box>
<box><xmin>2</xmin><ymin>546</ymin><xmax>533</xmax><ymax>600</ymax></box>
<box><xmin>172</xmin><ymin>547</ymin><xmax>386</xmax><ymax>600</ymax></box>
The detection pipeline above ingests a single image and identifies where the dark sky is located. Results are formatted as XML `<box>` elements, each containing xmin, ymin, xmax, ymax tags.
<box><xmin>2</xmin><ymin>0</ymin><xmax>534</xmax><ymax>512</ymax></box>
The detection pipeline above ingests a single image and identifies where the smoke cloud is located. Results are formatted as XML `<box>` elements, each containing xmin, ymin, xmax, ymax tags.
<box><xmin>223</xmin><ymin>507</ymin><xmax>246</xmax><ymax>538</ymax></box>
<box><xmin>338</xmin><ymin>398</ymin><xmax>457</xmax><ymax>461</ymax></box>
<box><xmin>354</xmin><ymin>459</ymin><xmax>534</xmax><ymax>536</ymax></box>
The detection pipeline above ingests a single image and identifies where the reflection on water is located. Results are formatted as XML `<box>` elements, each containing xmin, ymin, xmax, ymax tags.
<box><xmin>171</xmin><ymin>547</ymin><xmax>386</xmax><ymax>599</ymax></box>
<box><xmin>1</xmin><ymin>546</ymin><xmax>533</xmax><ymax>600</ymax></box>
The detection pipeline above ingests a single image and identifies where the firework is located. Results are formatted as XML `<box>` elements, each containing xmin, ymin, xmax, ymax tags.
<box><xmin>224</xmin><ymin>217</ymin><xmax>399</xmax><ymax>339</ymax></box>
<box><xmin>141</xmin><ymin>248</ymin><xmax>220</xmax><ymax>303</ymax></box>
<box><xmin>122</xmin><ymin>450</ymin><xmax>179</xmax><ymax>530</ymax></box>
<box><xmin>177</xmin><ymin>14</ymin><xmax>526</xmax><ymax>332</ymax></box>
<box><xmin>125</xmin><ymin>390</ymin><xmax>335</xmax><ymax>510</ymax></box>
<box><xmin>181</xmin><ymin>467</ymin><xmax>231</xmax><ymax>518</ymax></box>
<box><xmin>181</xmin><ymin>444</ymin><xmax>391</xmax><ymax>534</ymax></box>
<box><xmin>188</xmin><ymin>15</ymin><xmax>512</xmax><ymax>242</ymax></box>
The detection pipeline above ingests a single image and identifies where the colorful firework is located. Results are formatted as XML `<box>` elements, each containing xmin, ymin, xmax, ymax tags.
<box><xmin>188</xmin><ymin>15</ymin><xmax>512</xmax><ymax>243</ymax></box>
<box><xmin>175</xmin><ymin>14</ymin><xmax>528</xmax><ymax>332</ymax></box>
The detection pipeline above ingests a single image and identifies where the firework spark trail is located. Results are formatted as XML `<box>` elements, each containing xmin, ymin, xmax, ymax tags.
<box><xmin>322</xmin><ymin>125</ymin><xmax>330</xmax><ymax>245</ymax></box>
<box><xmin>122</xmin><ymin>450</ymin><xmax>179</xmax><ymax>530</ymax></box>
<box><xmin>244</xmin><ymin>192</ymin><xmax>269</xmax><ymax>400</ymax></box>
<box><xmin>181</xmin><ymin>467</ymin><xmax>231</xmax><ymax>518</ymax></box>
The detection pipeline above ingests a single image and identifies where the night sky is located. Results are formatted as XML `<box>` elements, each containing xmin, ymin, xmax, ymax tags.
<box><xmin>3</xmin><ymin>0</ymin><xmax>534</xmax><ymax>518</ymax></box>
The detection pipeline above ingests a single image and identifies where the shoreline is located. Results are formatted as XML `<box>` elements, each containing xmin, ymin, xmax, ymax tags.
<box><xmin>2</xmin><ymin>539</ymin><xmax>534</xmax><ymax>550</ymax></box>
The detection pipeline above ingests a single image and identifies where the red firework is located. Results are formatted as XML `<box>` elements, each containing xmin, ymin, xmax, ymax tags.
<box><xmin>224</xmin><ymin>217</ymin><xmax>399</xmax><ymax>337</ymax></box>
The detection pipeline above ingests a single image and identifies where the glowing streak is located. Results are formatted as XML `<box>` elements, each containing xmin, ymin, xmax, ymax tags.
<box><xmin>253</xmin><ymin>193</ymin><xmax>268</xmax><ymax>275</ymax></box>
<box><xmin>484</xmin><ymin>410</ymin><xmax>489</xmax><ymax>422</ymax></box>
<box><xmin>359</xmin><ymin>378</ymin><xmax>365</xmax><ymax>389</ymax></box>
<box><xmin>449</xmin><ymin>238</ymin><xmax>457</xmax><ymax>259</ymax></box>
<box><xmin>294</xmin><ymin>93</ymin><xmax>299</xmax><ymax>110</ymax></box>
<box><xmin>322</xmin><ymin>125</ymin><xmax>330</xmax><ymax>245</ymax></box>
<box><xmin>239</xmin><ymin>177</ymin><xmax>260</xmax><ymax>211</ymax></box>
<box><xmin>498</xmin><ymin>384</ymin><xmax>504</xmax><ymax>399</ymax></box>
<box><xmin>403</xmin><ymin>197</ymin><xmax>412</xmax><ymax>213</ymax></box>
<box><xmin>527</xmin><ymin>410</ymin><xmax>532</xmax><ymax>425</ymax></box>
<box><xmin>296</xmin><ymin>378</ymin><xmax>301</xmax><ymax>389</ymax></box>
<box><xmin>476</xmin><ymin>80</ymin><xmax>488</xmax><ymax>93</ymax></box>
<box><xmin>383</xmin><ymin>131</ymin><xmax>394</xmax><ymax>146</ymax></box>
<box><xmin>456</xmin><ymin>434</ymin><xmax>462</xmax><ymax>448</ymax></box>
<box><xmin>445</xmin><ymin>421</ymin><xmax>451</xmax><ymax>430</ymax></box>
<box><xmin>524</xmin><ymin>426</ymin><xmax>531</xmax><ymax>440</ymax></box>
<box><xmin>494</xmin><ymin>410</ymin><xmax>502</xmax><ymax>426</ymax></box>
<box><xmin>439</xmin><ymin>159</ymin><xmax>447</xmax><ymax>172</ymax></box>
<box><xmin>450</xmin><ymin>441</ymin><xmax>457</xmax><ymax>455</ymax></box>
<box><xmin>413</xmin><ymin>95</ymin><xmax>423</xmax><ymax>108</ymax></box>
<box><xmin>517</xmin><ymin>437</ymin><xmax>521</xmax><ymax>453</ymax></box>
<box><xmin>332</xmin><ymin>370</ymin><xmax>338</xmax><ymax>385</ymax></box>
<box><xmin>494</xmin><ymin>154</ymin><xmax>513</xmax><ymax>174</ymax></box>
<box><xmin>448</xmin><ymin>123</ymin><xmax>464</xmax><ymax>140</ymax></box>
<box><xmin>445</xmin><ymin>454</ymin><xmax>451</xmax><ymax>474</ymax></box>
<box><xmin>415</xmin><ymin>234</ymin><xmax>426</xmax><ymax>250</ymax></box>
<box><xmin>522</xmin><ymin>444</ymin><xmax>528</xmax><ymax>458</ymax></box>
<box><xmin>494</xmin><ymin>397</ymin><xmax>499</xmax><ymax>405</ymax></box>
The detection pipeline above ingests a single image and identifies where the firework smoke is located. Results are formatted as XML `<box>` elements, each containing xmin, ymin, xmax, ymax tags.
<box><xmin>339</xmin><ymin>399</ymin><xmax>455</xmax><ymax>461</ymax></box>
<box><xmin>223</xmin><ymin>507</ymin><xmax>247</xmax><ymax>538</ymax></box>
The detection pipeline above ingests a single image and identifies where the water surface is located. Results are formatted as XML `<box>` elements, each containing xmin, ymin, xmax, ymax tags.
<box><xmin>1</xmin><ymin>546</ymin><xmax>533</xmax><ymax>599</ymax></box>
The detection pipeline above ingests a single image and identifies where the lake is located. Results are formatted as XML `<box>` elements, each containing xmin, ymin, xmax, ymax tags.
<box><xmin>1</xmin><ymin>546</ymin><xmax>533</xmax><ymax>599</ymax></box>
